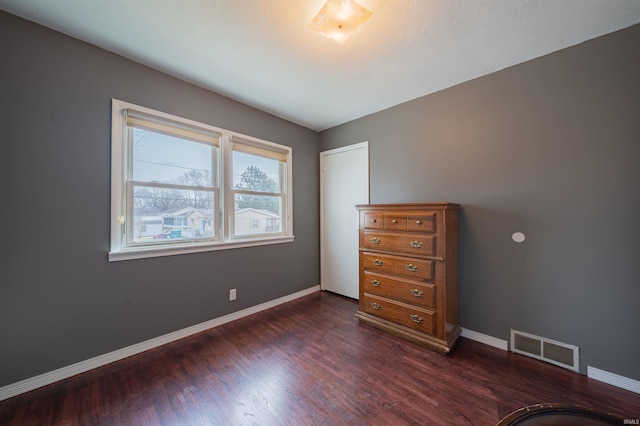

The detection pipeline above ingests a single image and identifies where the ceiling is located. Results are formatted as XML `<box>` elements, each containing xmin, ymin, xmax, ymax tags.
<box><xmin>1</xmin><ymin>0</ymin><xmax>639</xmax><ymax>131</ymax></box>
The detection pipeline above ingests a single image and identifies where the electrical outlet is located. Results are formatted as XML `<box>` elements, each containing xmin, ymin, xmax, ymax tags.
<box><xmin>229</xmin><ymin>288</ymin><xmax>237</xmax><ymax>301</ymax></box>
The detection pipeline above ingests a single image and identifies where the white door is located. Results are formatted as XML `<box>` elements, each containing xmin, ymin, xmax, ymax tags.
<box><xmin>320</xmin><ymin>142</ymin><xmax>369</xmax><ymax>299</ymax></box>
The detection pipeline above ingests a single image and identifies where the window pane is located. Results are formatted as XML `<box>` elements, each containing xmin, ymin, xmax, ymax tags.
<box><xmin>232</xmin><ymin>151</ymin><xmax>281</xmax><ymax>192</ymax></box>
<box><xmin>132</xmin><ymin>128</ymin><xmax>214</xmax><ymax>187</ymax></box>
<box><xmin>234</xmin><ymin>194</ymin><xmax>282</xmax><ymax>236</ymax></box>
<box><xmin>133</xmin><ymin>185</ymin><xmax>215</xmax><ymax>242</ymax></box>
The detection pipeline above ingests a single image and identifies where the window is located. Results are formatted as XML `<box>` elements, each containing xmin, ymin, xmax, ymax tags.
<box><xmin>110</xmin><ymin>99</ymin><xmax>293</xmax><ymax>261</ymax></box>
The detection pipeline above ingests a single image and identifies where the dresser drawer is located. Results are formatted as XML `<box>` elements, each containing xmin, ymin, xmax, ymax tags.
<box><xmin>363</xmin><ymin>212</ymin><xmax>384</xmax><ymax>229</ymax></box>
<box><xmin>362</xmin><ymin>252</ymin><xmax>434</xmax><ymax>281</ymax></box>
<box><xmin>363</xmin><ymin>271</ymin><xmax>436</xmax><ymax>308</ymax></box>
<box><xmin>392</xmin><ymin>256</ymin><xmax>434</xmax><ymax>281</ymax></box>
<box><xmin>363</xmin><ymin>232</ymin><xmax>436</xmax><ymax>256</ymax></box>
<box><xmin>407</xmin><ymin>212</ymin><xmax>437</xmax><ymax>233</ymax></box>
<box><xmin>363</xmin><ymin>294</ymin><xmax>436</xmax><ymax>336</ymax></box>
<box><xmin>384</xmin><ymin>214</ymin><xmax>407</xmax><ymax>230</ymax></box>
<box><xmin>361</xmin><ymin>252</ymin><xmax>394</xmax><ymax>274</ymax></box>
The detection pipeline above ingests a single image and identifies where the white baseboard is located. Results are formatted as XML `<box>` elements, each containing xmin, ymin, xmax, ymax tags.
<box><xmin>461</xmin><ymin>328</ymin><xmax>509</xmax><ymax>351</ymax></box>
<box><xmin>461</xmin><ymin>328</ymin><xmax>640</xmax><ymax>396</ymax></box>
<box><xmin>588</xmin><ymin>366</ymin><xmax>640</xmax><ymax>395</ymax></box>
<box><xmin>0</xmin><ymin>285</ymin><xmax>321</xmax><ymax>402</ymax></box>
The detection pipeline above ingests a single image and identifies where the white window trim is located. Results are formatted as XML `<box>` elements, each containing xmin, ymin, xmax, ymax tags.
<box><xmin>225</xmin><ymin>135</ymin><xmax>291</xmax><ymax>240</ymax></box>
<box><xmin>109</xmin><ymin>99</ymin><xmax>294</xmax><ymax>262</ymax></box>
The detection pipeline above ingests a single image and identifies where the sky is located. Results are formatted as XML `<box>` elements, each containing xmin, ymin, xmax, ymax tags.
<box><xmin>132</xmin><ymin>128</ymin><xmax>281</xmax><ymax>188</ymax></box>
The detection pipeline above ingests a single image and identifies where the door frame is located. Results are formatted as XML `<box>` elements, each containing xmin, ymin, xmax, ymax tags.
<box><xmin>320</xmin><ymin>141</ymin><xmax>369</xmax><ymax>297</ymax></box>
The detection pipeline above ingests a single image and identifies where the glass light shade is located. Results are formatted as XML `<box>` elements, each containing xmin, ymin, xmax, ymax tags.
<box><xmin>309</xmin><ymin>0</ymin><xmax>372</xmax><ymax>44</ymax></box>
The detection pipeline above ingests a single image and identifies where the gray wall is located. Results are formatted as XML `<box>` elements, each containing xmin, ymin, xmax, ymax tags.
<box><xmin>0</xmin><ymin>11</ymin><xmax>320</xmax><ymax>387</ymax></box>
<box><xmin>321</xmin><ymin>25</ymin><xmax>640</xmax><ymax>380</ymax></box>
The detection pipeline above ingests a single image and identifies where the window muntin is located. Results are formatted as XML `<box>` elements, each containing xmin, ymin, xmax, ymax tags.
<box><xmin>110</xmin><ymin>99</ymin><xmax>293</xmax><ymax>261</ymax></box>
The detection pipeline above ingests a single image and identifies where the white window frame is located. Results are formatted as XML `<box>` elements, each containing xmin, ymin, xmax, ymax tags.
<box><xmin>110</xmin><ymin>99</ymin><xmax>294</xmax><ymax>262</ymax></box>
<box><xmin>227</xmin><ymin>135</ymin><xmax>290</xmax><ymax>239</ymax></box>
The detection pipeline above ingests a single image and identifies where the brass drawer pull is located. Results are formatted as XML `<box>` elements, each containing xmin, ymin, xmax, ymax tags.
<box><xmin>370</xmin><ymin>237</ymin><xmax>381</xmax><ymax>244</ymax></box>
<box><xmin>392</xmin><ymin>219</ymin><xmax>398</xmax><ymax>224</ymax></box>
<box><xmin>373</xmin><ymin>259</ymin><xmax>383</xmax><ymax>266</ymax></box>
<box><xmin>410</xmin><ymin>314</ymin><xmax>424</xmax><ymax>324</ymax></box>
<box><xmin>371</xmin><ymin>302</ymin><xmax>381</xmax><ymax>310</ymax></box>
<box><xmin>409</xmin><ymin>241</ymin><xmax>423</xmax><ymax>248</ymax></box>
<box><xmin>416</xmin><ymin>220</ymin><xmax>422</xmax><ymax>224</ymax></box>
<box><xmin>371</xmin><ymin>279</ymin><xmax>381</xmax><ymax>287</ymax></box>
<box><xmin>371</xmin><ymin>218</ymin><xmax>377</xmax><ymax>223</ymax></box>
<box><xmin>410</xmin><ymin>289</ymin><xmax>423</xmax><ymax>297</ymax></box>
<box><xmin>405</xmin><ymin>264</ymin><xmax>418</xmax><ymax>272</ymax></box>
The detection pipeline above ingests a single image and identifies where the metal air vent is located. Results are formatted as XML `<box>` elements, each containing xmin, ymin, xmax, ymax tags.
<box><xmin>511</xmin><ymin>329</ymin><xmax>579</xmax><ymax>372</ymax></box>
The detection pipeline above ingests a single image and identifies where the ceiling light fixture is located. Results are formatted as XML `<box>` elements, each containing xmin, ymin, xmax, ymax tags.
<box><xmin>309</xmin><ymin>0</ymin><xmax>372</xmax><ymax>44</ymax></box>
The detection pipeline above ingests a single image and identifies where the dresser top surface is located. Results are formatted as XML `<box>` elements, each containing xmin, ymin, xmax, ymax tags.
<box><xmin>356</xmin><ymin>202</ymin><xmax>460</xmax><ymax>210</ymax></box>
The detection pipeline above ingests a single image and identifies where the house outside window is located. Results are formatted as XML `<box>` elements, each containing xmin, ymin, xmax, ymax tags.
<box><xmin>110</xmin><ymin>99</ymin><xmax>294</xmax><ymax>261</ymax></box>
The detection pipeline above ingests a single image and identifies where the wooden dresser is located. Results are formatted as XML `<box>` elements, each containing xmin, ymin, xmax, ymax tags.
<box><xmin>355</xmin><ymin>203</ymin><xmax>460</xmax><ymax>354</ymax></box>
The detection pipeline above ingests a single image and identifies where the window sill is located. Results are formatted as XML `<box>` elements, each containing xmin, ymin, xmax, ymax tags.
<box><xmin>108</xmin><ymin>236</ymin><xmax>295</xmax><ymax>262</ymax></box>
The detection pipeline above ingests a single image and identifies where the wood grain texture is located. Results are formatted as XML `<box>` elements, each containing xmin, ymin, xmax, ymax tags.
<box><xmin>1</xmin><ymin>291</ymin><xmax>638</xmax><ymax>425</ymax></box>
<box><xmin>357</xmin><ymin>203</ymin><xmax>460</xmax><ymax>352</ymax></box>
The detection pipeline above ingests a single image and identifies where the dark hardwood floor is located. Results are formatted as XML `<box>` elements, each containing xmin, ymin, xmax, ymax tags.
<box><xmin>1</xmin><ymin>291</ymin><xmax>638</xmax><ymax>425</ymax></box>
